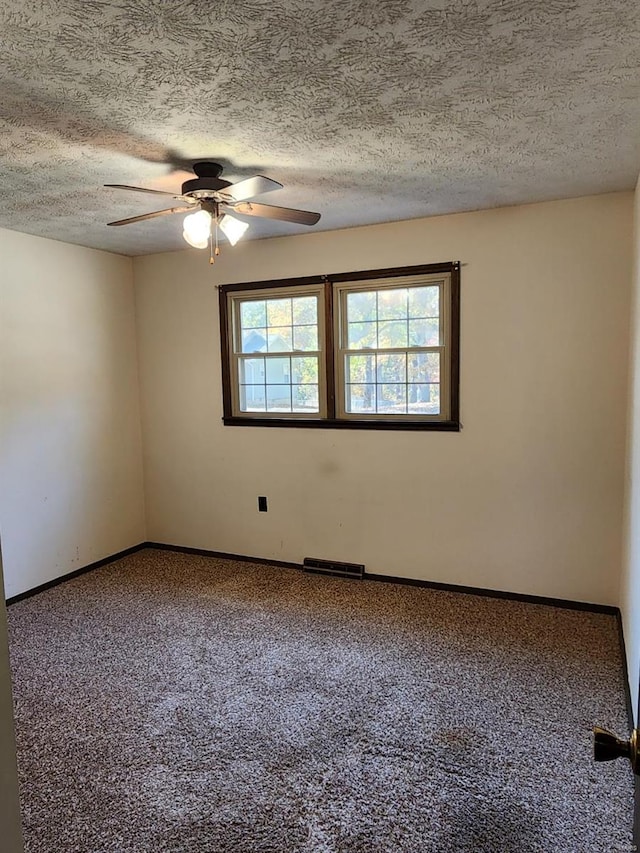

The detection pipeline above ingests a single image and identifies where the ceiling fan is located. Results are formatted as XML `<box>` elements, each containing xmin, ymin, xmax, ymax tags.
<box><xmin>105</xmin><ymin>162</ymin><xmax>321</xmax><ymax>259</ymax></box>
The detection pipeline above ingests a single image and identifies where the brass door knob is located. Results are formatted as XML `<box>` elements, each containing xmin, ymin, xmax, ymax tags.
<box><xmin>593</xmin><ymin>726</ymin><xmax>639</xmax><ymax>774</ymax></box>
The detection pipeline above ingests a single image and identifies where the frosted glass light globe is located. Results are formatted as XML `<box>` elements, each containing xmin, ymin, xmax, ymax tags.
<box><xmin>183</xmin><ymin>209</ymin><xmax>212</xmax><ymax>249</ymax></box>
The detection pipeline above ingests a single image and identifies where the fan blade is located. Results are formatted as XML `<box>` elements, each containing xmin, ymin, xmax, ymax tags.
<box><xmin>231</xmin><ymin>201</ymin><xmax>320</xmax><ymax>226</ymax></box>
<box><xmin>218</xmin><ymin>175</ymin><xmax>283</xmax><ymax>202</ymax></box>
<box><xmin>107</xmin><ymin>207</ymin><xmax>195</xmax><ymax>226</ymax></box>
<box><xmin>105</xmin><ymin>184</ymin><xmax>180</xmax><ymax>198</ymax></box>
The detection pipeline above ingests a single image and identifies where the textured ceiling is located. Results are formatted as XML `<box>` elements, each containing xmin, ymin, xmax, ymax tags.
<box><xmin>0</xmin><ymin>0</ymin><xmax>639</xmax><ymax>256</ymax></box>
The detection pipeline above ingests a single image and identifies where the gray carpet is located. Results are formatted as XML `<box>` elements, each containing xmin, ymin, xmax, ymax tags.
<box><xmin>7</xmin><ymin>549</ymin><xmax>634</xmax><ymax>852</ymax></box>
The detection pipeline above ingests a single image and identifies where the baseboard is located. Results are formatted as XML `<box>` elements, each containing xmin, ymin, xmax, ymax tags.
<box><xmin>144</xmin><ymin>541</ymin><xmax>302</xmax><ymax>571</ymax></box>
<box><xmin>5</xmin><ymin>543</ymin><xmax>147</xmax><ymax>606</ymax></box>
<box><xmin>364</xmin><ymin>572</ymin><xmax>620</xmax><ymax>616</ymax></box>
<box><xmin>146</xmin><ymin>542</ymin><xmax>619</xmax><ymax>616</ymax></box>
<box><xmin>6</xmin><ymin>540</ymin><xmax>621</xmax><ymax>620</ymax></box>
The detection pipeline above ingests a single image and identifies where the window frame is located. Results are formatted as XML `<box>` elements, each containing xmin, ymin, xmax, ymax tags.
<box><xmin>219</xmin><ymin>262</ymin><xmax>460</xmax><ymax>431</ymax></box>
<box><xmin>228</xmin><ymin>282</ymin><xmax>327</xmax><ymax>420</ymax></box>
<box><xmin>333</xmin><ymin>272</ymin><xmax>452</xmax><ymax>423</ymax></box>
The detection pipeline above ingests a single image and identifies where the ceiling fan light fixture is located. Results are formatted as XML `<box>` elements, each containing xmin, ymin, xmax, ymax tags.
<box><xmin>219</xmin><ymin>213</ymin><xmax>249</xmax><ymax>246</ymax></box>
<box><xmin>183</xmin><ymin>208</ymin><xmax>212</xmax><ymax>249</ymax></box>
<box><xmin>182</xmin><ymin>231</ymin><xmax>209</xmax><ymax>249</ymax></box>
<box><xmin>106</xmin><ymin>162</ymin><xmax>320</xmax><ymax>263</ymax></box>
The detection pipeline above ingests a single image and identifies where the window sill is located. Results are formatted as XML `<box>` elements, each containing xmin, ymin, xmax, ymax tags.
<box><xmin>222</xmin><ymin>416</ymin><xmax>460</xmax><ymax>431</ymax></box>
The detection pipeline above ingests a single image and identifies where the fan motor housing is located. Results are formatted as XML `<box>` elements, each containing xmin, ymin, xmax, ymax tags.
<box><xmin>181</xmin><ymin>177</ymin><xmax>232</xmax><ymax>198</ymax></box>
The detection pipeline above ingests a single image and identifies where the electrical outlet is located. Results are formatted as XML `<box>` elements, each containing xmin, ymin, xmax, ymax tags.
<box><xmin>258</xmin><ymin>496</ymin><xmax>268</xmax><ymax>512</ymax></box>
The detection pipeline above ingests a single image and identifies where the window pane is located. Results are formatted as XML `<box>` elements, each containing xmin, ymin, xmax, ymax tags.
<box><xmin>409</xmin><ymin>286</ymin><xmax>439</xmax><ymax>318</ymax></box>
<box><xmin>347</xmin><ymin>290</ymin><xmax>376</xmax><ymax>322</ymax></box>
<box><xmin>293</xmin><ymin>325</ymin><xmax>318</xmax><ymax>351</ymax></box>
<box><xmin>241</xmin><ymin>328</ymin><xmax>267</xmax><ymax>353</ymax></box>
<box><xmin>239</xmin><ymin>357</ymin><xmax>265</xmax><ymax>383</ymax></box>
<box><xmin>408</xmin><ymin>352</ymin><xmax>439</xmax><ymax>383</ymax></box>
<box><xmin>292</xmin><ymin>356</ymin><xmax>318</xmax><ymax>384</ymax></box>
<box><xmin>408</xmin><ymin>384</ymin><xmax>440</xmax><ymax>415</ymax></box>
<box><xmin>267</xmin><ymin>298</ymin><xmax>292</xmax><ymax>327</ymax></box>
<box><xmin>265</xmin><ymin>357</ymin><xmax>291</xmax><ymax>384</ymax></box>
<box><xmin>378</xmin><ymin>288</ymin><xmax>408</xmax><ymax>320</ymax></box>
<box><xmin>377</xmin><ymin>353</ymin><xmax>406</xmax><ymax>383</ymax></box>
<box><xmin>347</xmin><ymin>354</ymin><xmax>375</xmax><ymax>383</ymax></box>
<box><xmin>292</xmin><ymin>296</ymin><xmax>317</xmax><ymax>325</ymax></box>
<box><xmin>409</xmin><ymin>318</ymin><xmax>439</xmax><ymax>346</ymax></box>
<box><xmin>348</xmin><ymin>321</ymin><xmax>377</xmax><ymax>349</ymax></box>
<box><xmin>266</xmin><ymin>385</ymin><xmax>292</xmax><ymax>412</ymax></box>
<box><xmin>346</xmin><ymin>384</ymin><xmax>376</xmax><ymax>413</ymax></box>
<box><xmin>240</xmin><ymin>385</ymin><xmax>266</xmax><ymax>412</ymax></box>
<box><xmin>292</xmin><ymin>384</ymin><xmax>319</xmax><ymax>412</ymax></box>
<box><xmin>267</xmin><ymin>327</ymin><xmax>293</xmax><ymax>352</ymax></box>
<box><xmin>240</xmin><ymin>300</ymin><xmax>266</xmax><ymax>329</ymax></box>
<box><xmin>378</xmin><ymin>320</ymin><xmax>408</xmax><ymax>348</ymax></box>
<box><xmin>239</xmin><ymin>356</ymin><xmax>320</xmax><ymax>414</ymax></box>
<box><xmin>378</xmin><ymin>384</ymin><xmax>407</xmax><ymax>413</ymax></box>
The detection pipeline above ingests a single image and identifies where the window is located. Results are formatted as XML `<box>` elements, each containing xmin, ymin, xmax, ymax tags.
<box><xmin>228</xmin><ymin>284</ymin><xmax>326</xmax><ymax>417</ymax></box>
<box><xmin>220</xmin><ymin>262</ymin><xmax>459</xmax><ymax>430</ymax></box>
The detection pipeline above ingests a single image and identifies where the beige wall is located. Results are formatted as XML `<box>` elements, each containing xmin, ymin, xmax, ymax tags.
<box><xmin>0</xmin><ymin>229</ymin><xmax>146</xmax><ymax>598</ymax></box>
<box><xmin>621</xmin><ymin>175</ymin><xmax>640</xmax><ymax>722</ymax></box>
<box><xmin>135</xmin><ymin>192</ymin><xmax>633</xmax><ymax>606</ymax></box>
<box><xmin>0</xmin><ymin>547</ymin><xmax>23</xmax><ymax>851</ymax></box>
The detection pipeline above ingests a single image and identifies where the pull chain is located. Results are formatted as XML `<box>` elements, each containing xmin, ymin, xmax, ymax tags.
<box><xmin>206</xmin><ymin>205</ymin><xmax>222</xmax><ymax>265</ymax></box>
<box><xmin>209</xmin><ymin>218</ymin><xmax>221</xmax><ymax>265</ymax></box>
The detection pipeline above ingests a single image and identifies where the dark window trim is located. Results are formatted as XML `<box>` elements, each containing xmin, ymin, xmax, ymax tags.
<box><xmin>219</xmin><ymin>262</ymin><xmax>461</xmax><ymax>431</ymax></box>
<box><xmin>220</xmin><ymin>273</ymin><xmax>325</xmax><ymax>294</ymax></box>
<box><xmin>323</xmin><ymin>281</ymin><xmax>337</xmax><ymax>420</ymax></box>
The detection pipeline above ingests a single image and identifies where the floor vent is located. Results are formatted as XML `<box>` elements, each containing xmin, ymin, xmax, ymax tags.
<box><xmin>303</xmin><ymin>557</ymin><xmax>365</xmax><ymax>580</ymax></box>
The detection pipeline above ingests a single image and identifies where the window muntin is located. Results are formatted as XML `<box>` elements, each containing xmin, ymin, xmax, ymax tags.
<box><xmin>335</xmin><ymin>273</ymin><xmax>451</xmax><ymax>421</ymax></box>
<box><xmin>229</xmin><ymin>285</ymin><xmax>326</xmax><ymax>417</ymax></box>
<box><xmin>220</xmin><ymin>263</ymin><xmax>459</xmax><ymax>430</ymax></box>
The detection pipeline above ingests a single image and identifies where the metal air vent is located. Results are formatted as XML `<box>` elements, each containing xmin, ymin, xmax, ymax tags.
<box><xmin>303</xmin><ymin>557</ymin><xmax>364</xmax><ymax>580</ymax></box>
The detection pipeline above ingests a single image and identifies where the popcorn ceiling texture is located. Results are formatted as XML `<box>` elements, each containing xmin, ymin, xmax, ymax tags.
<box><xmin>0</xmin><ymin>1</ymin><xmax>638</xmax><ymax>255</ymax></box>
<box><xmin>7</xmin><ymin>549</ymin><xmax>634</xmax><ymax>852</ymax></box>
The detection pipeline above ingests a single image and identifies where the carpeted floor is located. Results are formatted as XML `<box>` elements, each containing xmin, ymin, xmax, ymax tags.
<box><xmin>6</xmin><ymin>549</ymin><xmax>634</xmax><ymax>852</ymax></box>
